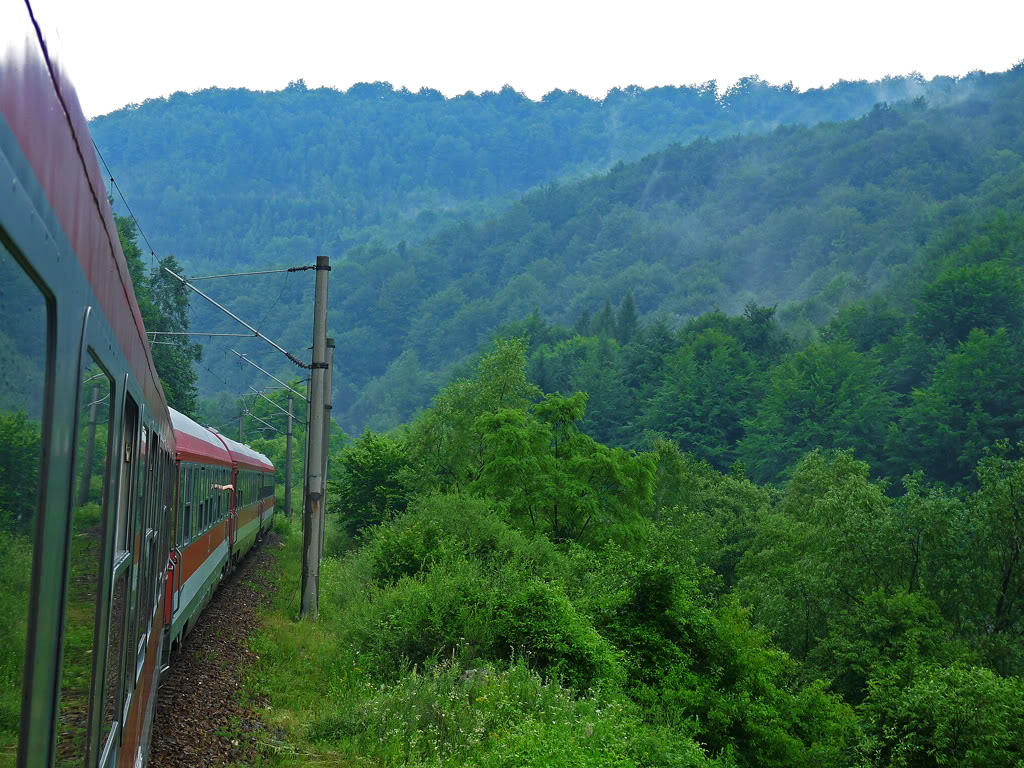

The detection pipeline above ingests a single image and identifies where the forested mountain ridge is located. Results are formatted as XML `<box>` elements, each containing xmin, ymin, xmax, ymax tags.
<box><xmin>331</xmin><ymin>63</ymin><xmax>1024</xmax><ymax>432</ymax></box>
<box><xmin>95</xmin><ymin>65</ymin><xmax>1024</xmax><ymax>438</ymax></box>
<box><xmin>90</xmin><ymin>70</ymin><xmax>1003</xmax><ymax>272</ymax></box>
<box><xmin>89</xmin><ymin>62</ymin><xmax>1024</xmax><ymax>768</ymax></box>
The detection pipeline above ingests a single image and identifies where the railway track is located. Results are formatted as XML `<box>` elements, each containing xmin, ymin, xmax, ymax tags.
<box><xmin>150</xmin><ymin>537</ymin><xmax>280</xmax><ymax>767</ymax></box>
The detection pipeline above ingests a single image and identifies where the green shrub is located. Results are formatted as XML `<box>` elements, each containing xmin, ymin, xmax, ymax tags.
<box><xmin>857</xmin><ymin>663</ymin><xmax>1024</xmax><ymax>767</ymax></box>
<box><xmin>344</xmin><ymin>544</ymin><xmax>622</xmax><ymax>691</ymax></box>
<box><xmin>0</xmin><ymin>529</ymin><xmax>33</xmax><ymax>741</ymax></box>
<box><xmin>362</xmin><ymin>493</ymin><xmax>563</xmax><ymax>585</ymax></box>
<box><xmin>488</xmin><ymin>577</ymin><xmax>622</xmax><ymax>692</ymax></box>
<box><xmin>338</xmin><ymin>494</ymin><xmax>622</xmax><ymax>691</ymax></box>
<box><xmin>309</xmin><ymin>657</ymin><xmax>707</xmax><ymax>768</ymax></box>
<box><xmin>656</xmin><ymin>599</ymin><xmax>857</xmax><ymax>768</ymax></box>
<box><xmin>808</xmin><ymin>589</ymin><xmax>955</xmax><ymax>705</ymax></box>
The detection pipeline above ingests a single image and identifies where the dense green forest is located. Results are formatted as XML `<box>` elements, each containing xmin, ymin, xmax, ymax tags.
<box><xmin>90</xmin><ymin>71</ymin><xmax>990</xmax><ymax>270</ymax></box>
<box><xmin>252</xmin><ymin>334</ymin><xmax>1024</xmax><ymax>767</ymax></box>
<box><xmin>90</xmin><ymin>68</ymin><xmax>1023</xmax><ymax>434</ymax></box>
<box><xmin>99</xmin><ymin>65</ymin><xmax>1024</xmax><ymax>765</ymax></box>
<box><xmin>330</xmin><ymin>64</ymin><xmax>1024</xmax><ymax>433</ymax></box>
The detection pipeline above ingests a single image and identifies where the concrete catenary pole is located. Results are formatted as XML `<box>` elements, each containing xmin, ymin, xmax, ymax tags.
<box><xmin>285</xmin><ymin>394</ymin><xmax>293</xmax><ymax>517</ymax></box>
<box><xmin>301</xmin><ymin>377</ymin><xmax>311</xmax><ymax>526</ymax></box>
<box><xmin>301</xmin><ymin>255</ymin><xmax>329</xmax><ymax>618</ymax></box>
<box><xmin>77</xmin><ymin>383</ymin><xmax>100</xmax><ymax>506</ymax></box>
<box><xmin>318</xmin><ymin>338</ymin><xmax>335</xmax><ymax>577</ymax></box>
<box><xmin>239</xmin><ymin>409</ymin><xmax>245</xmax><ymax>442</ymax></box>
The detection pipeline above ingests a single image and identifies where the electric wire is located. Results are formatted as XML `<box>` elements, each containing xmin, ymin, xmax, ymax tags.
<box><xmin>92</xmin><ymin>140</ymin><xmax>158</xmax><ymax>268</ymax></box>
<box><xmin>257</xmin><ymin>270</ymin><xmax>290</xmax><ymax>333</ymax></box>
<box><xmin>24</xmin><ymin>0</ymin><xmax>311</xmax><ymax>433</ymax></box>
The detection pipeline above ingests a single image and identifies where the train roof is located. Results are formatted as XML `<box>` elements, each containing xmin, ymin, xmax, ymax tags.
<box><xmin>209</xmin><ymin>429</ymin><xmax>275</xmax><ymax>473</ymax></box>
<box><xmin>1</xmin><ymin>7</ymin><xmax>170</xmax><ymax>430</ymax></box>
<box><xmin>169</xmin><ymin>407</ymin><xmax>232</xmax><ymax>467</ymax></box>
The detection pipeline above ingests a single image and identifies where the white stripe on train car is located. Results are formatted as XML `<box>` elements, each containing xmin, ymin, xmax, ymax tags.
<box><xmin>177</xmin><ymin>539</ymin><xmax>229</xmax><ymax>615</ymax></box>
<box><xmin>235</xmin><ymin>515</ymin><xmax>261</xmax><ymax>547</ymax></box>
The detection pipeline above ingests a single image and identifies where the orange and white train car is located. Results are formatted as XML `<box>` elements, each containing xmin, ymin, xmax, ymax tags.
<box><xmin>163</xmin><ymin>410</ymin><xmax>275</xmax><ymax>658</ymax></box>
<box><xmin>209</xmin><ymin>432</ymin><xmax>276</xmax><ymax>563</ymax></box>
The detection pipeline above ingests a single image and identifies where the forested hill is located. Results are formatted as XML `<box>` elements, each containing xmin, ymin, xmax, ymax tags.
<box><xmin>96</xmin><ymin>66</ymin><xmax>1024</xmax><ymax>436</ymax></box>
<box><xmin>324</xmin><ymin>64</ymin><xmax>1023</xmax><ymax>432</ymax></box>
<box><xmin>91</xmin><ymin>71</ymin><xmax>998</xmax><ymax>271</ymax></box>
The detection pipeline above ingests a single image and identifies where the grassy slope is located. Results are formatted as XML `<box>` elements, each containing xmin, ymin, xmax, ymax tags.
<box><xmin>246</xmin><ymin>516</ymin><xmax>707</xmax><ymax>768</ymax></box>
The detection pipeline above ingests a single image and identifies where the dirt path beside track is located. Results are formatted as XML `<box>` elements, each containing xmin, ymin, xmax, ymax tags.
<box><xmin>149</xmin><ymin>535</ymin><xmax>279</xmax><ymax>767</ymax></box>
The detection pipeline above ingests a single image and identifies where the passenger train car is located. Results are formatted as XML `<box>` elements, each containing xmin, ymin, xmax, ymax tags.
<box><xmin>1</xmin><ymin>6</ymin><xmax>276</xmax><ymax>767</ymax></box>
<box><xmin>163</xmin><ymin>411</ymin><xmax>275</xmax><ymax>662</ymax></box>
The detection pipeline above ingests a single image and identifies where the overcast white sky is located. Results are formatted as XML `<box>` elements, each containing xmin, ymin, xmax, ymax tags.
<box><xmin>27</xmin><ymin>0</ymin><xmax>1024</xmax><ymax>119</ymax></box>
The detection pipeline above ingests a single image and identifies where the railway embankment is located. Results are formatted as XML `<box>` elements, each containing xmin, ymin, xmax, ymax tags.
<box><xmin>150</xmin><ymin>537</ymin><xmax>281</xmax><ymax>767</ymax></box>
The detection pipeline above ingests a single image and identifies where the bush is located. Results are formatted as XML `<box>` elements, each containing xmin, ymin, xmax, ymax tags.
<box><xmin>361</xmin><ymin>493</ymin><xmax>564</xmax><ymax>585</ymax></box>
<box><xmin>0</xmin><ymin>529</ymin><xmax>33</xmax><ymax>740</ymax></box>
<box><xmin>328</xmin><ymin>428</ymin><xmax>411</xmax><ymax>537</ymax></box>
<box><xmin>857</xmin><ymin>663</ymin><xmax>1024</xmax><ymax>767</ymax></box>
<box><xmin>338</xmin><ymin>494</ymin><xmax>622</xmax><ymax>691</ymax></box>
<box><xmin>309</xmin><ymin>657</ymin><xmax>710</xmax><ymax>768</ymax></box>
<box><xmin>808</xmin><ymin>589</ymin><xmax>955</xmax><ymax>705</ymax></box>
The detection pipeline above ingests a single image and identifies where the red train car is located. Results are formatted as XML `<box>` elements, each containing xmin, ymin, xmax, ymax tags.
<box><xmin>1</xmin><ymin>6</ymin><xmax>176</xmax><ymax>766</ymax></box>
<box><xmin>1</xmin><ymin>6</ymin><xmax>277</xmax><ymax>767</ymax></box>
<box><xmin>209</xmin><ymin>432</ymin><xmax>276</xmax><ymax>562</ymax></box>
<box><xmin>163</xmin><ymin>411</ymin><xmax>275</xmax><ymax>661</ymax></box>
<box><xmin>164</xmin><ymin>409</ymin><xmax>234</xmax><ymax>658</ymax></box>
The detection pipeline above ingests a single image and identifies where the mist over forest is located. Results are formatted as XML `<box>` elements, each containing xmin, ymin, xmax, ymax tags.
<box><xmin>88</xmin><ymin>64</ymin><xmax>1024</xmax><ymax>766</ymax></box>
<box><xmin>93</xmin><ymin>66</ymin><xmax>1024</xmax><ymax>438</ymax></box>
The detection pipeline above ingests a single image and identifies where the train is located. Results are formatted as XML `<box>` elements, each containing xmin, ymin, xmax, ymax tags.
<box><xmin>1</xmin><ymin>6</ymin><xmax>278</xmax><ymax>767</ymax></box>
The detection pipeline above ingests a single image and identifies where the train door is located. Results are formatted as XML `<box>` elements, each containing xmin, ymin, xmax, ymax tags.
<box><xmin>99</xmin><ymin>390</ymin><xmax>139</xmax><ymax>766</ymax></box>
<box><xmin>55</xmin><ymin>322</ymin><xmax>119</xmax><ymax>767</ymax></box>
<box><xmin>170</xmin><ymin>461</ymin><xmax>183</xmax><ymax>617</ymax></box>
<box><xmin>229</xmin><ymin>465</ymin><xmax>238</xmax><ymax>557</ymax></box>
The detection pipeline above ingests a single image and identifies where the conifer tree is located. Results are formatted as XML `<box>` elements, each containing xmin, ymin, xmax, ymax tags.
<box><xmin>574</xmin><ymin>309</ymin><xmax>592</xmax><ymax>337</ymax></box>
<box><xmin>616</xmin><ymin>290</ymin><xmax>638</xmax><ymax>344</ymax></box>
<box><xmin>594</xmin><ymin>299</ymin><xmax>617</xmax><ymax>339</ymax></box>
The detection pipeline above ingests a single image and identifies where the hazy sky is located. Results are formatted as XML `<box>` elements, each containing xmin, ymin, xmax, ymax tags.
<box><xmin>28</xmin><ymin>0</ymin><xmax>1024</xmax><ymax>119</ymax></box>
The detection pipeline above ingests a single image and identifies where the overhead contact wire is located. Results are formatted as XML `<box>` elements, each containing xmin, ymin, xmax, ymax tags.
<box><xmin>92</xmin><ymin>139</ymin><xmax>160</xmax><ymax>267</ymax></box>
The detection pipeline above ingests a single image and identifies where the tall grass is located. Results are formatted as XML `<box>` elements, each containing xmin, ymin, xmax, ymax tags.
<box><xmin>247</xmin><ymin>513</ymin><xmax>715</xmax><ymax>767</ymax></box>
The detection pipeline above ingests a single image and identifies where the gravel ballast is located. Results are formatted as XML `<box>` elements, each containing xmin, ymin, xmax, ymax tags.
<box><xmin>149</xmin><ymin>535</ymin><xmax>279</xmax><ymax>767</ymax></box>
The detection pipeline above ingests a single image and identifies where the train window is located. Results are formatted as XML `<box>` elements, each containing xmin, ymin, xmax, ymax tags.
<box><xmin>182</xmin><ymin>466</ymin><xmax>191</xmax><ymax>548</ymax></box>
<box><xmin>0</xmin><ymin>247</ymin><xmax>50</xmax><ymax>759</ymax></box>
<box><xmin>104</xmin><ymin>391</ymin><xmax>137</xmax><ymax>760</ymax></box>
<box><xmin>142</xmin><ymin>432</ymin><xmax>159</xmax><ymax>633</ymax></box>
<box><xmin>177</xmin><ymin>468</ymin><xmax>185</xmax><ymax>548</ymax></box>
<box><xmin>130</xmin><ymin>423</ymin><xmax>151</xmax><ymax>683</ymax></box>
<box><xmin>197</xmin><ymin>468</ymin><xmax>204</xmax><ymax>532</ymax></box>
<box><xmin>130</xmin><ymin>425</ymin><xmax>148</xmax><ymax>642</ymax></box>
<box><xmin>190</xmin><ymin>467</ymin><xmax>198</xmax><ymax>540</ymax></box>
<box><xmin>56</xmin><ymin>353</ymin><xmax>112</xmax><ymax>763</ymax></box>
<box><xmin>137</xmin><ymin>425</ymin><xmax>148</xmax><ymax>528</ymax></box>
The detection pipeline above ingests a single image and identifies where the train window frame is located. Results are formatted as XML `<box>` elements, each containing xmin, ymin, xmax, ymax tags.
<box><xmin>131</xmin><ymin>417</ymin><xmax>151</xmax><ymax>686</ymax></box>
<box><xmin>200</xmin><ymin>471</ymin><xmax>205</xmax><ymax>533</ymax></box>
<box><xmin>0</xmin><ymin>239</ymin><xmax>56</xmax><ymax>766</ymax></box>
<box><xmin>192</xmin><ymin>463</ymin><xmax>198</xmax><ymax>539</ymax></box>
<box><xmin>57</xmin><ymin>334</ymin><xmax>119</xmax><ymax>767</ymax></box>
<box><xmin>183</xmin><ymin>463</ymin><xmax>192</xmax><ymax>546</ymax></box>
<box><xmin>142</xmin><ymin>430</ymin><xmax>159</xmax><ymax>637</ymax></box>
<box><xmin>177</xmin><ymin>465</ymin><xmax>185</xmax><ymax>548</ymax></box>
<box><xmin>111</xmin><ymin>386</ymin><xmax>140</xmax><ymax>746</ymax></box>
